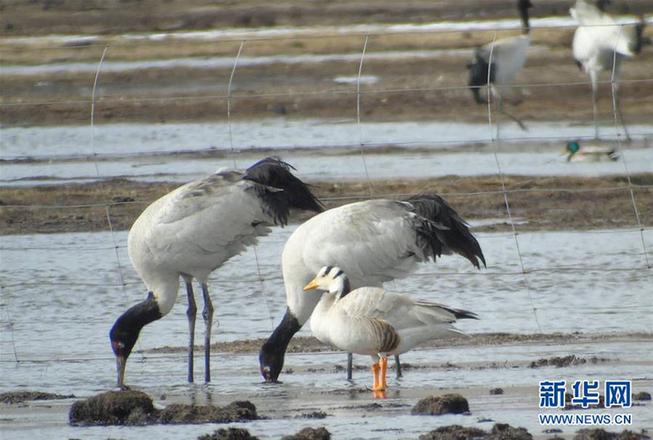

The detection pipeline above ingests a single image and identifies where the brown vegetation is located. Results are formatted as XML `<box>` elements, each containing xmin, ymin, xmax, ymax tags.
<box><xmin>1</xmin><ymin>174</ymin><xmax>651</xmax><ymax>235</ymax></box>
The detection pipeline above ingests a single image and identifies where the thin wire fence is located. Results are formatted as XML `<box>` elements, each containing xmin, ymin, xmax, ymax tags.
<box><xmin>1</xmin><ymin>18</ymin><xmax>652</xmax><ymax>368</ymax></box>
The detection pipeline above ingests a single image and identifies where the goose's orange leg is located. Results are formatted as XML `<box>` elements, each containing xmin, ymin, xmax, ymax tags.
<box><xmin>371</xmin><ymin>362</ymin><xmax>381</xmax><ymax>391</ymax></box>
<box><xmin>379</xmin><ymin>356</ymin><xmax>388</xmax><ymax>390</ymax></box>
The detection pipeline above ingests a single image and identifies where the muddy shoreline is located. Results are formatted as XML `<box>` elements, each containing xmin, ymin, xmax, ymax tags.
<box><xmin>149</xmin><ymin>331</ymin><xmax>653</xmax><ymax>355</ymax></box>
<box><xmin>1</xmin><ymin>174</ymin><xmax>651</xmax><ymax>236</ymax></box>
<box><xmin>4</xmin><ymin>0</ymin><xmax>652</xmax><ymax>38</ymax></box>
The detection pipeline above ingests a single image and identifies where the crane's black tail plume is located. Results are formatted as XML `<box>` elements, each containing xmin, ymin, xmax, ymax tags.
<box><xmin>467</xmin><ymin>48</ymin><xmax>495</xmax><ymax>104</ymax></box>
<box><xmin>404</xmin><ymin>194</ymin><xmax>486</xmax><ymax>269</ymax></box>
<box><xmin>243</xmin><ymin>157</ymin><xmax>324</xmax><ymax>225</ymax></box>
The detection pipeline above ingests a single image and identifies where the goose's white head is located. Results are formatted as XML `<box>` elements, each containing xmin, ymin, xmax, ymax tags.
<box><xmin>303</xmin><ymin>266</ymin><xmax>352</xmax><ymax>298</ymax></box>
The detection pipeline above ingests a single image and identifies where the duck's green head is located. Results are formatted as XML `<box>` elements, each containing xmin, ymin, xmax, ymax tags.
<box><xmin>565</xmin><ymin>141</ymin><xmax>580</xmax><ymax>160</ymax></box>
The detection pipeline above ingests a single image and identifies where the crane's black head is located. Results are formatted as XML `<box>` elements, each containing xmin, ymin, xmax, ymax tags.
<box><xmin>258</xmin><ymin>308</ymin><xmax>301</xmax><ymax>383</ymax></box>
<box><xmin>109</xmin><ymin>292</ymin><xmax>162</xmax><ymax>388</ymax></box>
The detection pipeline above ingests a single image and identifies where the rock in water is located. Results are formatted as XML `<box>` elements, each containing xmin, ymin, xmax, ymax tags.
<box><xmin>281</xmin><ymin>427</ymin><xmax>331</xmax><ymax>440</ymax></box>
<box><xmin>198</xmin><ymin>427</ymin><xmax>260</xmax><ymax>440</ymax></box>
<box><xmin>159</xmin><ymin>400</ymin><xmax>258</xmax><ymax>424</ymax></box>
<box><xmin>69</xmin><ymin>390</ymin><xmax>154</xmax><ymax>426</ymax></box>
<box><xmin>412</xmin><ymin>394</ymin><xmax>470</xmax><ymax>415</ymax></box>
<box><xmin>419</xmin><ymin>425</ymin><xmax>486</xmax><ymax>440</ymax></box>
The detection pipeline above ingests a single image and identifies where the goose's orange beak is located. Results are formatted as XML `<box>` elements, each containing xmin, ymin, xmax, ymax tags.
<box><xmin>303</xmin><ymin>278</ymin><xmax>319</xmax><ymax>291</ymax></box>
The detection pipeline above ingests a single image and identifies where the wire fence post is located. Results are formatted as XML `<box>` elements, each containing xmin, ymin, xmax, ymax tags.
<box><xmin>486</xmin><ymin>32</ymin><xmax>542</xmax><ymax>332</ymax></box>
<box><xmin>356</xmin><ymin>34</ymin><xmax>373</xmax><ymax>197</ymax></box>
<box><xmin>609</xmin><ymin>25</ymin><xmax>650</xmax><ymax>269</ymax></box>
<box><xmin>227</xmin><ymin>40</ymin><xmax>245</xmax><ymax>169</ymax></box>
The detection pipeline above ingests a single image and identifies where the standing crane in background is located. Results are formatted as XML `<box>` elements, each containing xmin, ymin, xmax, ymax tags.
<box><xmin>570</xmin><ymin>0</ymin><xmax>648</xmax><ymax>141</ymax></box>
<box><xmin>468</xmin><ymin>0</ymin><xmax>533</xmax><ymax>131</ymax></box>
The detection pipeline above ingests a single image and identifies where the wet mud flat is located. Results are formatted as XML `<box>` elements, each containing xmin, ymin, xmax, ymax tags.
<box><xmin>1</xmin><ymin>173</ymin><xmax>652</xmax><ymax>235</ymax></box>
<box><xmin>7</xmin><ymin>0</ymin><xmax>653</xmax><ymax>37</ymax></box>
<box><xmin>3</xmin><ymin>332</ymin><xmax>651</xmax><ymax>439</ymax></box>
<box><xmin>2</xmin><ymin>1</ymin><xmax>652</xmax><ymax>128</ymax></box>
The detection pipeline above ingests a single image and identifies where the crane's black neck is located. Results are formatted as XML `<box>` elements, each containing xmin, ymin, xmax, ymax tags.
<box><xmin>110</xmin><ymin>292</ymin><xmax>162</xmax><ymax>359</ymax></box>
<box><xmin>259</xmin><ymin>308</ymin><xmax>301</xmax><ymax>382</ymax></box>
<box><xmin>262</xmin><ymin>308</ymin><xmax>301</xmax><ymax>355</ymax></box>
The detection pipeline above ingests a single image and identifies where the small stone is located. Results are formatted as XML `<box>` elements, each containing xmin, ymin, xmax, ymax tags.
<box><xmin>69</xmin><ymin>390</ymin><xmax>154</xmax><ymax>426</ymax></box>
<box><xmin>419</xmin><ymin>424</ymin><xmax>486</xmax><ymax>440</ymax></box>
<box><xmin>411</xmin><ymin>394</ymin><xmax>469</xmax><ymax>415</ymax></box>
<box><xmin>282</xmin><ymin>427</ymin><xmax>331</xmax><ymax>440</ymax></box>
<box><xmin>633</xmin><ymin>391</ymin><xmax>651</xmax><ymax>401</ymax></box>
<box><xmin>491</xmin><ymin>423</ymin><xmax>533</xmax><ymax>440</ymax></box>
<box><xmin>490</xmin><ymin>388</ymin><xmax>504</xmax><ymax>395</ymax></box>
<box><xmin>198</xmin><ymin>427</ymin><xmax>259</xmax><ymax>440</ymax></box>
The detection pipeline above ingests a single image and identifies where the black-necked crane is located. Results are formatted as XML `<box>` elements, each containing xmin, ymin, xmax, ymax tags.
<box><xmin>109</xmin><ymin>157</ymin><xmax>322</xmax><ymax>389</ymax></box>
<box><xmin>570</xmin><ymin>0</ymin><xmax>647</xmax><ymax>141</ymax></box>
<box><xmin>468</xmin><ymin>0</ymin><xmax>533</xmax><ymax>130</ymax></box>
<box><xmin>259</xmin><ymin>195</ymin><xmax>485</xmax><ymax>383</ymax></box>
<box><xmin>303</xmin><ymin>266</ymin><xmax>477</xmax><ymax>397</ymax></box>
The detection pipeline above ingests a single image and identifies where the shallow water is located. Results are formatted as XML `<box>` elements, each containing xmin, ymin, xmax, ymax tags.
<box><xmin>1</xmin><ymin>227</ymin><xmax>652</xmax><ymax>438</ymax></box>
<box><xmin>1</xmin><ymin>227</ymin><xmax>651</xmax><ymax>376</ymax></box>
<box><xmin>2</xmin><ymin>119</ymin><xmax>651</xmax><ymax>186</ymax></box>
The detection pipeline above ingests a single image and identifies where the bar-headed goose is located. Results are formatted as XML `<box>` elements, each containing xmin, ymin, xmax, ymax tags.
<box><xmin>304</xmin><ymin>266</ymin><xmax>477</xmax><ymax>393</ymax></box>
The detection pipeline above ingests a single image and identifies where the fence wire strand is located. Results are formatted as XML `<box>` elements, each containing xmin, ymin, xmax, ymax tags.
<box><xmin>1</xmin><ymin>18</ymin><xmax>652</xmax><ymax>371</ymax></box>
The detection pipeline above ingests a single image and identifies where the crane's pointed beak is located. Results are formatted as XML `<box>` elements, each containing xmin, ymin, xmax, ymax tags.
<box><xmin>116</xmin><ymin>355</ymin><xmax>128</xmax><ymax>390</ymax></box>
<box><xmin>303</xmin><ymin>278</ymin><xmax>319</xmax><ymax>291</ymax></box>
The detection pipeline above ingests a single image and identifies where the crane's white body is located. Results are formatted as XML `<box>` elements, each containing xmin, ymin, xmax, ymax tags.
<box><xmin>478</xmin><ymin>34</ymin><xmax>531</xmax><ymax>98</ymax></box>
<box><xmin>571</xmin><ymin>0</ymin><xmax>638</xmax><ymax>71</ymax></box>
<box><xmin>259</xmin><ymin>194</ymin><xmax>484</xmax><ymax>383</ymax></box>
<box><xmin>282</xmin><ymin>199</ymin><xmax>436</xmax><ymax>325</ymax></box>
<box><xmin>311</xmin><ymin>286</ymin><xmax>460</xmax><ymax>358</ymax></box>
<box><xmin>570</xmin><ymin>0</ymin><xmax>643</xmax><ymax>139</ymax></box>
<box><xmin>128</xmin><ymin>172</ymin><xmax>273</xmax><ymax>315</ymax></box>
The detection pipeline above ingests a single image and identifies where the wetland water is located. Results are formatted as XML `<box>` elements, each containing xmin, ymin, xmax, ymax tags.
<box><xmin>1</xmin><ymin>227</ymin><xmax>652</xmax><ymax>438</ymax></box>
<box><xmin>2</xmin><ymin>119</ymin><xmax>652</xmax><ymax>186</ymax></box>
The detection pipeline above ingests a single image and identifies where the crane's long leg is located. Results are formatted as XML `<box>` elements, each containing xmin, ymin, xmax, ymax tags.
<box><xmin>394</xmin><ymin>354</ymin><xmax>402</xmax><ymax>378</ymax></box>
<box><xmin>590</xmin><ymin>70</ymin><xmax>599</xmax><ymax>140</ymax></box>
<box><xmin>497</xmin><ymin>94</ymin><xmax>527</xmax><ymax>131</ymax></box>
<box><xmin>614</xmin><ymin>84</ymin><xmax>632</xmax><ymax>143</ymax></box>
<box><xmin>201</xmin><ymin>282</ymin><xmax>214</xmax><ymax>383</ymax></box>
<box><xmin>347</xmin><ymin>353</ymin><xmax>353</xmax><ymax>381</ymax></box>
<box><xmin>184</xmin><ymin>278</ymin><xmax>197</xmax><ymax>383</ymax></box>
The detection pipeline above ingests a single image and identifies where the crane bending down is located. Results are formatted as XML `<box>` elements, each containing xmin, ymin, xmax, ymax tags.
<box><xmin>110</xmin><ymin>157</ymin><xmax>322</xmax><ymax>389</ymax></box>
<box><xmin>259</xmin><ymin>195</ymin><xmax>486</xmax><ymax>383</ymax></box>
<box><xmin>468</xmin><ymin>0</ymin><xmax>533</xmax><ymax>130</ymax></box>
<box><xmin>570</xmin><ymin>0</ymin><xmax>647</xmax><ymax>141</ymax></box>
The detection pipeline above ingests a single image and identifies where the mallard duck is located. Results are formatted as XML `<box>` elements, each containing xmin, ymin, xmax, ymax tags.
<box><xmin>565</xmin><ymin>140</ymin><xmax>619</xmax><ymax>162</ymax></box>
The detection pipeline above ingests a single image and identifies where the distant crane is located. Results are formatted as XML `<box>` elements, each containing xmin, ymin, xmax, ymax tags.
<box><xmin>109</xmin><ymin>158</ymin><xmax>322</xmax><ymax>389</ymax></box>
<box><xmin>570</xmin><ymin>0</ymin><xmax>647</xmax><ymax>141</ymax></box>
<box><xmin>468</xmin><ymin>0</ymin><xmax>533</xmax><ymax>130</ymax></box>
